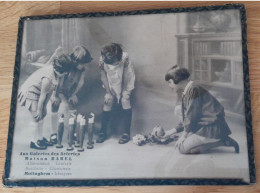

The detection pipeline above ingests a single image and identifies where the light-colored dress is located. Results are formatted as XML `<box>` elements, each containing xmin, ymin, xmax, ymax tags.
<box><xmin>18</xmin><ymin>65</ymin><xmax>58</xmax><ymax>115</ymax></box>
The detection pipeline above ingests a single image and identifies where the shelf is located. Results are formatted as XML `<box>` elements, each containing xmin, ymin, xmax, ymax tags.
<box><xmin>193</xmin><ymin>55</ymin><xmax>242</xmax><ymax>61</ymax></box>
<box><xmin>176</xmin><ymin>32</ymin><xmax>241</xmax><ymax>40</ymax></box>
<box><xmin>196</xmin><ymin>80</ymin><xmax>244</xmax><ymax>91</ymax></box>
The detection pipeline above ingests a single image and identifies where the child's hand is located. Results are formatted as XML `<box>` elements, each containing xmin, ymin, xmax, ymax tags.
<box><xmin>174</xmin><ymin>131</ymin><xmax>188</xmax><ymax>149</ymax></box>
<box><xmin>51</xmin><ymin>96</ymin><xmax>61</xmax><ymax>106</ymax></box>
<box><xmin>104</xmin><ymin>93</ymin><xmax>113</xmax><ymax>104</ymax></box>
<box><xmin>34</xmin><ymin>109</ymin><xmax>45</xmax><ymax>122</ymax></box>
<box><xmin>69</xmin><ymin>95</ymin><xmax>78</xmax><ymax>105</ymax></box>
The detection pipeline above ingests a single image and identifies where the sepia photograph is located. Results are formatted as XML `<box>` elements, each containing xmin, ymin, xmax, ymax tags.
<box><xmin>3</xmin><ymin>4</ymin><xmax>255</xmax><ymax>186</ymax></box>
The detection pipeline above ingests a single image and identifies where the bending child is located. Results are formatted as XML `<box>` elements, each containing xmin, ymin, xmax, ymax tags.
<box><xmin>18</xmin><ymin>54</ymin><xmax>71</xmax><ymax>150</ymax></box>
<box><xmin>158</xmin><ymin>65</ymin><xmax>239</xmax><ymax>154</ymax></box>
<box><xmin>97</xmin><ymin>43</ymin><xmax>135</xmax><ymax>144</ymax></box>
<box><xmin>50</xmin><ymin>46</ymin><xmax>93</xmax><ymax>149</ymax></box>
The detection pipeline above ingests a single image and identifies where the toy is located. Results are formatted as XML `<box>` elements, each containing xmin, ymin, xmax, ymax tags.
<box><xmin>133</xmin><ymin>125</ymin><xmax>178</xmax><ymax>146</ymax></box>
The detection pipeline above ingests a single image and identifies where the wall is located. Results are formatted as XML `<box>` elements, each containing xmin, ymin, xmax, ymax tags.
<box><xmin>21</xmin><ymin>13</ymin><xmax>180</xmax><ymax>135</ymax></box>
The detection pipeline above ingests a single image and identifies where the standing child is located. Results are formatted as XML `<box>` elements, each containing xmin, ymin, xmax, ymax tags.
<box><xmin>18</xmin><ymin>54</ymin><xmax>71</xmax><ymax>150</ymax></box>
<box><xmin>159</xmin><ymin>65</ymin><xmax>239</xmax><ymax>154</ymax></box>
<box><xmin>97</xmin><ymin>43</ymin><xmax>135</xmax><ymax>144</ymax></box>
<box><xmin>50</xmin><ymin>46</ymin><xmax>93</xmax><ymax>148</ymax></box>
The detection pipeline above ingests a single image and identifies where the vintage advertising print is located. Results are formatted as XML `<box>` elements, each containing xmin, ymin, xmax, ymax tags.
<box><xmin>3</xmin><ymin>4</ymin><xmax>255</xmax><ymax>186</ymax></box>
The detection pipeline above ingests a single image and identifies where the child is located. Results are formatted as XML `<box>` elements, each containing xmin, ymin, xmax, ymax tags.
<box><xmin>50</xmin><ymin>46</ymin><xmax>93</xmax><ymax>145</ymax></box>
<box><xmin>18</xmin><ymin>54</ymin><xmax>71</xmax><ymax>150</ymax></box>
<box><xmin>159</xmin><ymin>65</ymin><xmax>239</xmax><ymax>154</ymax></box>
<box><xmin>97</xmin><ymin>43</ymin><xmax>135</xmax><ymax>144</ymax></box>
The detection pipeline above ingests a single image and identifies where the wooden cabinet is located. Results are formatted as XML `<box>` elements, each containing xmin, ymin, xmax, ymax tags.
<box><xmin>176</xmin><ymin>11</ymin><xmax>244</xmax><ymax>118</ymax></box>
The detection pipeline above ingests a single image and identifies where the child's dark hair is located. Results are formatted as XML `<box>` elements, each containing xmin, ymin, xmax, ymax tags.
<box><xmin>53</xmin><ymin>54</ymin><xmax>72</xmax><ymax>74</ymax></box>
<box><xmin>70</xmin><ymin>46</ymin><xmax>93</xmax><ymax>64</ymax></box>
<box><xmin>165</xmin><ymin>65</ymin><xmax>190</xmax><ymax>84</ymax></box>
<box><xmin>101</xmin><ymin>43</ymin><xmax>123</xmax><ymax>61</ymax></box>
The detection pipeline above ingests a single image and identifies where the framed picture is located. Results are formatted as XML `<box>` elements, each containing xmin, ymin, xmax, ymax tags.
<box><xmin>3</xmin><ymin>4</ymin><xmax>255</xmax><ymax>186</ymax></box>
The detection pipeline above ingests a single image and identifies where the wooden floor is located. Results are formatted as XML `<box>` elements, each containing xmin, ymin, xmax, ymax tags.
<box><xmin>0</xmin><ymin>1</ymin><xmax>260</xmax><ymax>192</ymax></box>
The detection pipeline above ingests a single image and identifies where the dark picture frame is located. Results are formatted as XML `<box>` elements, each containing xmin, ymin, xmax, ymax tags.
<box><xmin>3</xmin><ymin>3</ymin><xmax>255</xmax><ymax>186</ymax></box>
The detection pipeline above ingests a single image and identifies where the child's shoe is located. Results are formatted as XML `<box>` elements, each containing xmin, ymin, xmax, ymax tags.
<box><xmin>41</xmin><ymin>137</ymin><xmax>53</xmax><ymax>146</ymax></box>
<box><xmin>87</xmin><ymin>142</ymin><xmax>94</xmax><ymax>149</ymax></box>
<box><xmin>118</xmin><ymin>133</ymin><xmax>130</xmax><ymax>144</ymax></box>
<box><xmin>30</xmin><ymin>141</ymin><xmax>47</xmax><ymax>150</ymax></box>
<box><xmin>66</xmin><ymin>147</ymin><xmax>74</xmax><ymax>151</ymax></box>
<box><xmin>56</xmin><ymin>144</ymin><xmax>63</xmax><ymax>148</ymax></box>
<box><xmin>96</xmin><ymin>133</ymin><xmax>106</xmax><ymax>143</ymax></box>
<box><xmin>223</xmin><ymin>136</ymin><xmax>239</xmax><ymax>153</ymax></box>
<box><xmin>77</xmin><ymin>147</ymin><xmax>84</xmax><ymax>152</ymax></box>
<box><xmin>74</xmin><ymin>143</ymin><xmax>80</xmax><ymax>148</ymax></box>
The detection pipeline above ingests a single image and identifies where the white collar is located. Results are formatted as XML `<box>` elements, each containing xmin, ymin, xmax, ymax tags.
<box><xmin>183</xmin><ymin>81</ymin><xmax>193</xmax><ymax>95</ymax></box>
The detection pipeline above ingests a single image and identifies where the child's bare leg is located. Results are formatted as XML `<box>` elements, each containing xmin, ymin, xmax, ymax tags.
<box><xmin>50</xmin><ymin>112</ymin><xmax>58</xmax><ymax>144</ymax></box>
<box><xmin>56</xmin><ymin>114</ymin><xmax>64</xmax><ymax>148</ymax></box>
<box><xmin>38</xmin><ymin>119</ymin><xmax>53</xmax><ymax>146</ymax></box>
<box><xmin>30</xmin><ymin>120</ymin><xmax>47</xmax><ymax>150</ymax></box>
<box><xmin>30</xmin><ymin>121</ymin><xmax>40</xmax><ymax>143</ymax></box>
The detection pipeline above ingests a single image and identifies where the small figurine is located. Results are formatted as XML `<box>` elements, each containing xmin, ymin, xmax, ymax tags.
<box><xmin>67</xmin><ymin>111</ymin><xmax>77</xmax><ymax>151</ymax></box>
<box><xmin>77</xmin><ymin>114</ymin><xmax>86</xmax><ymax>152</ymax></box>
<box><xmin>132</xmin><ymin>125</ymin><xmax>178</xmax><ymax>146</ymax></box>
<box><xmin>56</xmin><ymin>114</ymin><xmax>65</xmax><ymax>148</ymax></box>
<box><xmin>87</xmin><ymin>113</ymin><xmax>95</xmax><ymax>149</ymax></box>
<box><xmin>74</xmin><ymin>114</ymin><xmax>83</xmax><ymax>148</ymax></box>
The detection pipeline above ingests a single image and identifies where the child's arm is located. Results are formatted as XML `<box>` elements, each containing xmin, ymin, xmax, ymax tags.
<box><xmin>34</xmin><ymin>77</ymin><xmax>52</xmax><ymax>122</ymax></box>
<box><xmin>122</xmin><ymin>55</ymin><xmax>135</xmax><ymax>99</ymax></box>
<box><xmin>51</xmin><ymin>76</ymin><xmax>63</xmax><ymax>107</ymax></box>
<box><xmin>155</xmin><ymin>122</ymin><xmax>184</xmax><ymax>143</ymax></box>
<box><xmin>99</xmin><ymin>57</ymin><xmax>113</xmax><ymax>103</ymax></box>
<box><xmin>68</xmin><ymin>72</ymin><xmax>85</xmax><ymax>105</ymax></box>
<box><xmin>46</xmin><ymin>46</ymin><xmax>64</xmax><ymax>65</ymax></box>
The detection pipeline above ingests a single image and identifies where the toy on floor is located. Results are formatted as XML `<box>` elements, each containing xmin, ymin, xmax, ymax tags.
<box><xmin>76</xmin><ymin>114</ymin><xmax>86</xmax><ymax>152</ymax></box>
<box><xmin>67</xmin><ymin>111</ymin><xmax>77</xmax><ymax>151</ymax></box>
<box><xmin>87</xmin><ymin>113</ymin><xmax>95</xmax><ymax>149</ymax></box>
<box><xmin>133</xmin><ymin>125</ymin><xmax>178</xmax><ymax>146</ymax></box>
<box><xmin>74</xmin><ymin>112</ymin><xmax>95</xmax><ymax>152</ymax></box>
<box><xmin>74</xmin><ymin>114</ymin><xmax>83</xmax><ymax>148</ymax></box>
<box><xmin>56</xmin><ymin>114</ymin><xmax>65</xmax><ymax>148</ymax></box>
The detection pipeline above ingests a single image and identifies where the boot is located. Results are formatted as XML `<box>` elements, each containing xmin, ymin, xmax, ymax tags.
<box><xmin>222</xmin><ymin>136</ymin><xmax>239</xmax><ymax>153</ymax></box>
<box><xmin>30</xmin><ymin>140</ymin><xmax>47</xmax><ymax>150</ymax></box>
<box><xmin>118</xmin><ymin>109</ymin><xmax>132</xmax><ymax>144</ymax></box>
<box><xmin>96</xmin><ymin>111</ymin><xmax>111</xmax><ymax>143</ymax></box>
<box><xmin>41</xmin><ymin>137</ymin><xmax>53</xmax><ymax>146</ymax></box>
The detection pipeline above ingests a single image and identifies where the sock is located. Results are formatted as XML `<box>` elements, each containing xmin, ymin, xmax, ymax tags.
<box><xmin>38</xmin><ymin>120</ymin><xmax>44</xmax><ymax>140</ymax></box>
<box><xmin>30</xmin><ymin>121</ymin><xmax>39</xmax><ymax>142</ymax></box>
<box><xmin>100</xmin><ymin>111</ymin><xmax>111</xmax><ymax>136</ymax></box>
<box><xmin>122</xmin><ymin>109</ymin><xmax>132</xmax><ymax>136</ymax></box>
